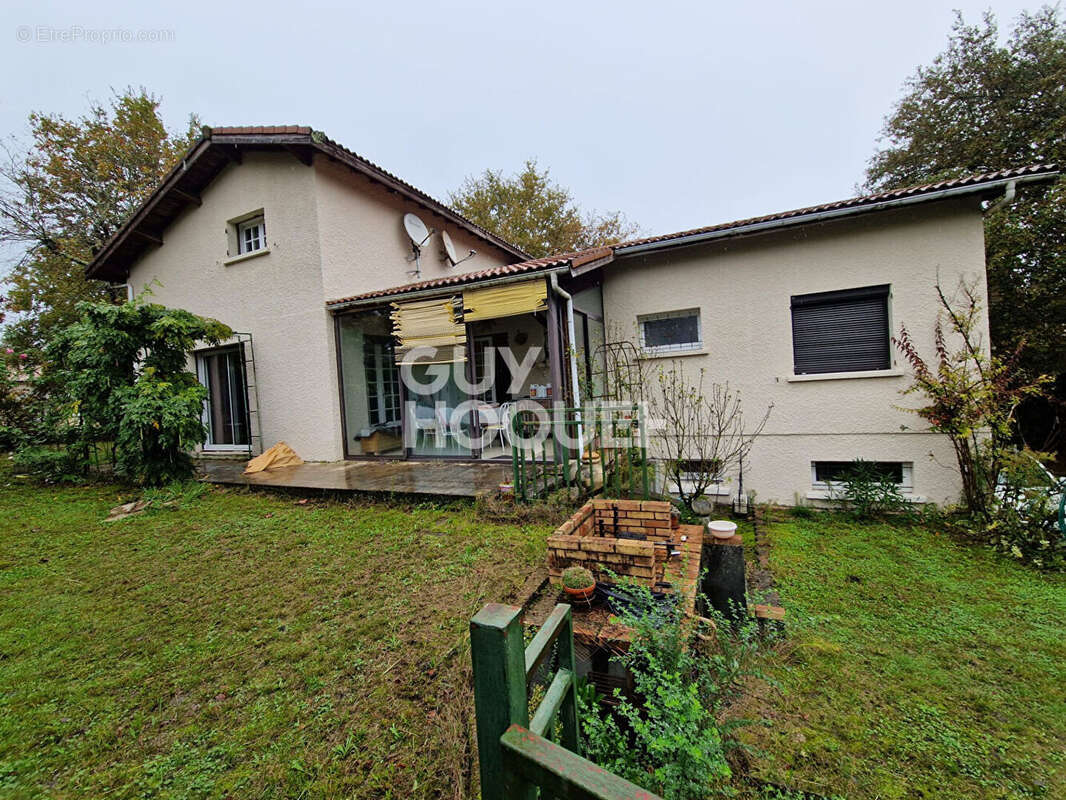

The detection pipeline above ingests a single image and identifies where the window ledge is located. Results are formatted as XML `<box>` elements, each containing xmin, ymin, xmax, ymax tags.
<box><xmin>638</xmin><ymin>347</ymin><xmax>707</xmax><ymax>361</ymax></box>
<box><xmin>805</xmin><ymin>489</ymin><xmax>926</xmax><ymax>503</ymax></box>
<box><xmin>223</xmin><ymin>248</ymin><xmax>270</xmax><ymax>266</ymax></box>
<box><xmin>787</xmin><ymin>368</ymin><xmax>903</xmax><ymax>383</ymax></box>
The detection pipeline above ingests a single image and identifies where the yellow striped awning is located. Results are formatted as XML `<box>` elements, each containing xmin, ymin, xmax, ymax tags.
<box><xmin>391</xmin><ymin>297</ymin><xmax>466</xmax><ymax>364</ymax></box>
<box><xmin>463</xmin><ymin>280</ymin><xmax>548</xmax><ymax>322</ymax></box>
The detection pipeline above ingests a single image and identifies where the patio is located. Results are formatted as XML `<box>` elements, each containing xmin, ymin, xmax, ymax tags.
<box><xmin>198</xmin><ymin>458</ymin><xmax>510</xmax><ymax>497</ymax></box>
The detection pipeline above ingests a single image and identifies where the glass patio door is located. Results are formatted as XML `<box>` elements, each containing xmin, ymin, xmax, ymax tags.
<box><xmin>197</xmin><ymin>346</ymin><xmax>250</xmax><ymax>450</ymax></box>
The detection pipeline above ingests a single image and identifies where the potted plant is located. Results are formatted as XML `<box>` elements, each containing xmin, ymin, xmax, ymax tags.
<box><xmin>561</xmin><ymin>566</ymin><xmax>596</xmax><ymax>601</ymax></box>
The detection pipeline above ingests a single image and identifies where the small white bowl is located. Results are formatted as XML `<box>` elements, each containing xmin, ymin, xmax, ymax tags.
<box><xmin>707</xmin><ymin>520</ymin><xmax>738</xmax><ymax>540</ymax></box>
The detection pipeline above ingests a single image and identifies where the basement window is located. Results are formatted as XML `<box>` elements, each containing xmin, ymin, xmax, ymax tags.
<box><xmin>638</xmin><ymin>309</ymin><xmax>702</xmax><ymax>355</ymax></box>
<box><xmin>811</xmin><ymin>461</ymin><xmax>912</xmax><ymax>491</ymax></box>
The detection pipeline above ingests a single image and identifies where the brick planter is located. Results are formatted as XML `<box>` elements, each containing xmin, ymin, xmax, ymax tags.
<box><xmin>547</xmin><ymin>499</ymin><xmax>678</xmax><ymax>590</ymax></box>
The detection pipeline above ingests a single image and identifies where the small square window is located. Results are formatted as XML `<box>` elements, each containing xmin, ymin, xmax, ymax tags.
<box><xmin>639</xmin><ymin>309</ymin><xmax>702</xmax><ymax>354</ymax></box>
<box><xmin>237</xmin><ymin>216</ymin><xmax>266</xmax><ymax>254</ymax></box>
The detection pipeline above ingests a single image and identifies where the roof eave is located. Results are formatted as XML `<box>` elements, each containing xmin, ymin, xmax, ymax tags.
<box><xmin>614</xmin><ymin>171</ymin><xmax>1058</xmax><ymax>258</ymax></box>
<box><xmin>85</xmin><ymin>129</ymin><xmax>528</xmax><ymax>281</ymax></box>
<box><xmin>326</xmin><ymin>263</ymin><xmax>572</xmax><ymax>312</ymax></box>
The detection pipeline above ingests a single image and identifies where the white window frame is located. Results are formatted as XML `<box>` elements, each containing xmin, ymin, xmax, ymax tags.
<box><xmin>638</xmin><ymin>308</ymin><xmax>703</xmax><ymax>356</ymax></box>
<box><xmin>196</xmin><ymin>347</ymin><xmax>251</xmax><ymax>452</ymax></box>
<box><xmin>810</xmin><ymin>461</ymin><xmax>913</xmax><ymax>494</ymax></box>
<box><xmin>237</xmin><ymin>216</ymin><xmax>266</xmax><ymax>255</ymax></box>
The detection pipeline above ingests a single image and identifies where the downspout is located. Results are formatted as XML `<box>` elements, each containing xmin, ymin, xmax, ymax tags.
<box><xmin>987</xmin><ymin>179</ymin><xmax>1016</xmax><ymax>212</ymax></box>
<box><xmin>549</xmin><ymin>273</ymin><xmax>584</xmax><ymax>455</ymax></box>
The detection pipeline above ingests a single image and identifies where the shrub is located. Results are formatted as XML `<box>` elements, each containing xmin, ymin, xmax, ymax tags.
<box><xmin>576</xmin><ymin>582</ymin><xmax>763</xmax><ymax>799</ymax></box>
<box><xmin>983</xmin><ymin>450</ymin><xmax>1065</xmax><ymax>569</ymax></box>
<box><xmin>830</xmin><ymin>459</ymin><xmax>912</xmax><ymax>519</ymax></box>
<box><xmin>24</xmin><ymin>299</ymin><xmax>232</xmax><ymax>486</ymax></box>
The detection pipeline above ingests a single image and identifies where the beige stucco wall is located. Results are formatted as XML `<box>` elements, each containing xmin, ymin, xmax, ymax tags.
<box><xmin>602</xmin><ymin>198</ymin><xmax>990</xmax><ymax>506</ymax></box>
<box><xmin>313</xmin><ymin>157</ymin><xmax>516</xmax><ymax>303</ymax></box>
<box><xmin>127</xmin><ymin>151</ymin><xmax>347</xmax><ymax>460</ymax></box>
<box><xmin>125</xmin><ymin>150</ymin><xmax>518</xmax><ymax>462</ymax></box>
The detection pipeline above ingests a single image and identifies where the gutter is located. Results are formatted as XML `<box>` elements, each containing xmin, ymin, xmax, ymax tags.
<box><xmin>549</xmin><ymin>273</ymin><xmax>584</xmax><ymax>448</ymax></box>
<box><xmin>327</xmin><ymin>264</ymin><xmax>572</xmax><ymax>312</ymax></box>
<box><xmin>614</xmin><ymin>172</ymin><xmax>1058</xmax><ymax>258</ymax></box>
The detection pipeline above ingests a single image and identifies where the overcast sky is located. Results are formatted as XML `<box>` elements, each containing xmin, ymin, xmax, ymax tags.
<box><xmin>0</xmin><ymin>0</ymin><xmax>1041</xmax><ymax>239</ymax></box>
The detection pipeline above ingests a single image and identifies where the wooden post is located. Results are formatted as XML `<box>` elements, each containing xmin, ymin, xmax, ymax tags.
<box><xmin>556</xmin><ymin>608</ymin><xmax>581</xmax><ymax>756</ymax></box>
<box><xmin>471</xmin><ymin>603</ymin><xmax>535</xmax><ymax>800</ymax></box>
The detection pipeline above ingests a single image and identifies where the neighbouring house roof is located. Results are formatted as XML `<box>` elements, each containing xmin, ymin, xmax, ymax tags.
<box><xmin>85</xmin><ymin>125</ymin><xmax>529</xmax><ymax>281</ymax></box>
<box><xmin>325</xmin><ymin>247</ymin><xmax>613</xmax><ymax>310</ymax></box>
<box><xmin>325</xmin><ymin>163</ymin><xmax>1058</xmax><ymax>310</ymax></box>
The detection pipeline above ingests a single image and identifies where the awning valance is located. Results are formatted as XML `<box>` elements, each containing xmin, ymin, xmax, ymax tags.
<box><xmin>391</xmin><ymin>297</ymin><xmax>466</xmax><ymax>364</ymax></box>
<box><xmin>463</xmin><ymin>280</ymin><xmax>548</xmax><ymax>322</ymax></box>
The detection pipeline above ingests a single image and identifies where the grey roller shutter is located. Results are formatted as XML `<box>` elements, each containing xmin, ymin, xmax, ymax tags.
<box><xmin>791</xmin><ymin>285</ymin><xmax>890</xmax><ymax>375</ymax></box>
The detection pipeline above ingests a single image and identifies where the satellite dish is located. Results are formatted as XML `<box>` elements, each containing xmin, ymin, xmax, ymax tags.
<box><xmin>403</xmin><ymin>213</ymin><xmax>430</xmax><ymax>247</ymax></box>
<box><xmin>441</xmin><ymin>230</ymin><xmax>459</xmax><ymax>265</ymax></box>
<box><xmin>439</xmin><ymin>229</ymin><xmax>477</xmax><ymax>268</ymax></box>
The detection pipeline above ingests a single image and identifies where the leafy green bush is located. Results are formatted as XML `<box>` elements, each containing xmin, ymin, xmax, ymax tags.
<box><xmin>576</xmin><ymin>582</ymin><xmax>763</xmax><ymax>799</ymax></box>
<box><xmin>983</xmin><ymin>450</ymin><xmax>1065</xmax><ymax>569</ymax></box>
<box><xmin>19</xmin><ymin>299</ymin><xmax>232</xmax><ymax>486</ymax></box>
<box><xmin>829</xmin><ymin>459</ymin><xmax>911</xmax><ymax>519</ymax></box>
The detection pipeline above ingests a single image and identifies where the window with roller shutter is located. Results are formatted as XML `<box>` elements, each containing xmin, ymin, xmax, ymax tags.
<box><xmin>790</xmin><ymin>284</ymin><xmax>891</xmax><ymax>375</ymax></box>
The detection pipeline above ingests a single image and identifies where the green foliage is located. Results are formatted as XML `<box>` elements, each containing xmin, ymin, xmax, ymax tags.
<box><xmin>11</xmin><ymin>446</ymin><xmax>87</xmax><ymax>484</ymax></box>
<box><xmin>577</xmin><ymin>582</ymin><xmax>763</xmax><ymax>799</ymax></box>
<box><xmin>560</xmin><ymin>565</ymin><xmax>594</xmax><ymax>589</ymax></box>
<box><xmin>895</xmin><ymin>279</ymin><xmax>1048</xmax><ymax>519</ymax></box>
<box><xmin>982</xmin><ymin>450</ymin><xmax>1065</xmax><ymax>569</ymax></box>
<box><xmin>829</xmin><ymin>459</ymin><xmax>912</xmax><ymax>520</ymax></box>
<box><xmin>0</xmin><ymin>89</ymin><xmax>200</xmax><ymax>355</ymax></box>
<box><xmin>449</xmin><ymin>159</ymin><xmax>639</xmax><ymax>257</ymax></box>
<box><xmin>865</xmin><ymin>7</ymin><xmax>1066</xmax><ymax>382</ymax></box>
<box><xmin>21</xmin><ymin>298</ymin><xmax>232</xmax><ymax>485</ymax></box>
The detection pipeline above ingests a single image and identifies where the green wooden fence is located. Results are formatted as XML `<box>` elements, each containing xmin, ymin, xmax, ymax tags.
<box><xmin>470</xmin><ymin>602</ymin><xmax>662</xmax><ymax>800</ymax></box>
<box><xmin>510</xmin><ymin>404</ymin><xmax>650</xmax><ymax>503</ymax></box>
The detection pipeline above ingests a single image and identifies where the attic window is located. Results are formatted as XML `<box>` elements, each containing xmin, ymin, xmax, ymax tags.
<box><xmin>237</xmin><ymin>216</ymin><xmax>266</xmax><ymax>254</ymax></box>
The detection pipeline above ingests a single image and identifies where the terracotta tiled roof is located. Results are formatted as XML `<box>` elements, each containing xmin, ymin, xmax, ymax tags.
<box><xmin>325</xmin><ymin>165</ymin><xmax>1057</xmax><ymax>309</ymax></box>
<box><xmin>613</xmin><ymin>164</ymin><xmax>1057</xmax><ymax>251</ymax></box>
<box><xmin>211</xmin><ymin>125</ymin><xmax>312</xmax><ymax>135</ymax></box>
<box><xmin>326</xmin><ymin>255</ymin><xmax>574</xmax><ymax>307</ymax></box>
<box><xmin>325</xmin><ymin>246</ymin><xmax>615</xmax><ymax>307</ymax></box>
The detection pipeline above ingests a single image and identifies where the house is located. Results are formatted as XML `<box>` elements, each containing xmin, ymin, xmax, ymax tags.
<box><xmin>85</xmin><ymin>125</ymin><xmax>1058</xmax><ymax>505</ymax></box>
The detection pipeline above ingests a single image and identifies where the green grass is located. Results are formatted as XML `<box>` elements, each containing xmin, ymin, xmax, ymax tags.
<box><xmin>0</xmin><ymin>476</ymin><xmax>553</xmax><ymax>799</ymax></box>
<box><xmin>740</xmin><ymin>514</ymin><xmax>1066</xmax><ymax>799</ymax></box>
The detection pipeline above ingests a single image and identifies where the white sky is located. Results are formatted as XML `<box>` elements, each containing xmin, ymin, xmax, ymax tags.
<box><xmin>0</xmin><ymin>0</ymin><xmax>1040</xmax><ymax>239</ymax></box>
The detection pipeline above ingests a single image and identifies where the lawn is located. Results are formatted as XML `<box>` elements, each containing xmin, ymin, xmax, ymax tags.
<box><xmin>0</xmin><ymin>476</ymin><xmax>553</xmax><ymax>799</ymax></box>
<box><xmin>740</xmin><ymin>513</ymin><xmax>1066</xmax><ymax>799</ymax></box>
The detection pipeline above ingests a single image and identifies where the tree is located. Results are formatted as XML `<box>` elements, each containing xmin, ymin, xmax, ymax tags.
<box><xmin>864</xmin><ymin>8</ymin><xmax>1066</xmax><ymax>449</ymax></box>
<box><xmin>42</xmin><ymin>299</ymin><xmax>232</xmax><ymax>485</ymax></box>
<box><xmin>0</xmin><ymin>89</ymin><xmax>199</xmax><ymax>355</ymax></box>
<box><xmin>649</xmin><ymin>362</ymin><xmax>772</xmax><ymax>515</ymax></box>
<box><xmin>450</xmin><ymin>159</ymin><xmax>639</xmax><ymax>257</ymax></box>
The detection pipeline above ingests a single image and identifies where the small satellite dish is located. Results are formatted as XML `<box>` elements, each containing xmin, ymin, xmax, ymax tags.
<box><xmin>440</xmin><ymin>229</ymin><xmax>477</xmax><ymax>268</ymax></box>
<box><xmin>403</xmin><ymin>213</ymin><xmax>430</xmax><ymax>247</ymax></box>
<box><xmin>441</xmin><ymin>230</ymin><xmax>459</xmax><ymax>265</ymax></box>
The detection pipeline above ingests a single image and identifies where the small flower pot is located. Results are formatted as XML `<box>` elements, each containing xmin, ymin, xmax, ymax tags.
<box><xmin>563</xmin><ymin>582</ymin><xmax>596</xmax><ymax>602</ymax></box>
